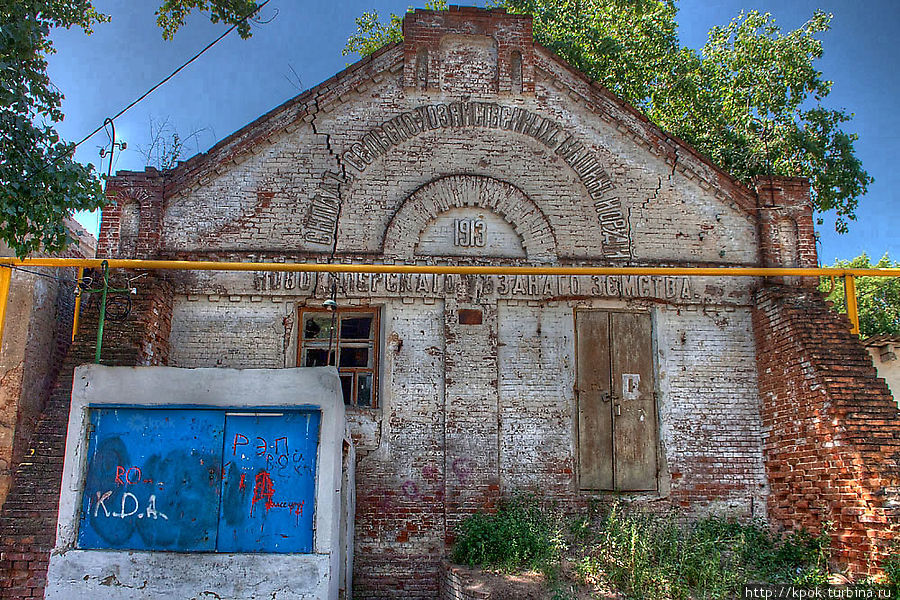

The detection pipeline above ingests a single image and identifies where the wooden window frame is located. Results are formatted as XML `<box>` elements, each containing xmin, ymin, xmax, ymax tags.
<box><xmin>297</xmin><ymin>307</ymin><xmax>380</xmax><ymax>408</ymax></box>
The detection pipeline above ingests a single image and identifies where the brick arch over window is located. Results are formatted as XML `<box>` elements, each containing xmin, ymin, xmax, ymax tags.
<box><xmin>381</xmin><ymin>175</ymin><xmax>558</xmax><ymax>262</ymax></box>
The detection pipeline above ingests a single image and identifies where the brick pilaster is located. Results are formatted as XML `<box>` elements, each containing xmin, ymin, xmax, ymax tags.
<box><xmin>0</xmin><ymin>273</ymin><xmax>174</xmax><ymax>599</ymax></box>
<box><xmin>754</xmin><ymin>176</ymin><xmax>818</xmax><ymax>287</ymax></box>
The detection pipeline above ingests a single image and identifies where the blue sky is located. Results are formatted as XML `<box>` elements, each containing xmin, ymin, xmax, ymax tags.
<box><xmin>47</xmin><ymin>1</ymin><xmax>899</xmax><ymax>264</ymax></box>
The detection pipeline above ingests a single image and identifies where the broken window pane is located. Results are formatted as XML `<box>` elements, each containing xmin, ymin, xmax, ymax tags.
<box><xmin>304</xmin><ymin>348</ymin><xmax>334</xmax><ymax>367</ymax></box>
<box><xmin>357</xmin><ymin>374</ymin><xmax>373</xmax><ymax>407</ymax></box>
<box><xmin>339</xmin><ymin>347</ymin><xmax>369</xmax><ymax>368</ymax></box>
<box><xmin>304</xmin><ymin>315</ymin><xmax>334</xmax><ymax>340</ymax></box>
<box><xmin>340</xmin><ymin>375</ymin><xmax>353</xmax><ymax>405</ymax></box>
<box><xmin>299</xmin><ymin>308</ymin><xmax>378</xmax><ymax>408</ymax></box>
<box><xmin>340</xmin><ymin>316</ymin><xmax>372</xmax><ymax>340</ymax></box>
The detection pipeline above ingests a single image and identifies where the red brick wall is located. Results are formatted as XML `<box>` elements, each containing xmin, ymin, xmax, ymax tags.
<box><xmin>0</xmin><ymin>220</ymin><xmax>95</xmax><ymax>510</ymax></box>
<box><xmin>99</xmin><ymin>169</ymin><xmax>165</xmax><ymax>259</ymax></box>
<box><xmin>753</xmin><ymin>286</ymin><xmax>900</xmax><ymax>575</ymax></box>
<box><xmin>0</xmin><ymin>274</ymin><xmax>173</xmax><ymax>599</ymax></box>
<box><xmin>754</xmin><ymin>176</ymin><xmax>818</xmax><ymax>287</ymax></box>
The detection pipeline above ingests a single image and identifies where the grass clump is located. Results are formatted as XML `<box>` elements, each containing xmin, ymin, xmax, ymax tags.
<box><xmin>451</xmin><ymin>495</ymin><xmax>563</xmax><ymax>574</ymax></box>
<box><xmin>452</xmin><ymin>499</ymin><xmax>833</xmax><ymax>599</ymax></box>
<box><xmin>883</xmin><ymin>543</ymin><xmax>900</xmax><ymax>594</ymax></box>
<box><xmin>574</xmin><ymin>503</ymin><xmax>831</xmax><ymax>599</ymax></box>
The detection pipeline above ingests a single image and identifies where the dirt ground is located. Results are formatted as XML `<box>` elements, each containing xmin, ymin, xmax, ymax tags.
<box><xmin>448</xmin><ymin>560</ymin><xmax>624</xmax><ymax>600</ymax></box>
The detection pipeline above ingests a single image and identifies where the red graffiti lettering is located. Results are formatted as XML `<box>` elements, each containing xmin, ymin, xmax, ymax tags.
<box><xmin>115</xmin><ymin>466</ymin><xmax>126</xmax><ymax>486</ymax></box>
<box><xmin>250</xmin><ymin>470</ymin><xmax>276</xmax><ymax>515</ymax></box>
<box><xmin>232</xmin><ymin>433</ymin><xmax>249</xmax><ymax>456</ymax></box>
<box><xmin>239</xmin><ymin>472</ymin><xmax>246</xmax><ymax>491</ymax></box>
<box><xmin>126</xmin><ymin>466</ymin><xmax>142</xmax><ymax>485</ymax></box>
<box><xmin>289</xmin><ymin>500</ymin><xmax>304</xmax><ymax>524</ymax></box>
<box><xmin>274</xmin><ymin>436</ymin><xmax>288</xmax><ymax>454</ymax></box>
<box><xmin>255</xmin><ymin>437</ymin><xmax>267</xmax><ymax>456</ymax></box>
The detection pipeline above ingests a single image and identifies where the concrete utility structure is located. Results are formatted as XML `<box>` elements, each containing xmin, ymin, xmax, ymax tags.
<box><xmin>44</xmin><ymin>366</ymin><xmax>354</xmax><ymax>600</ymax></box>
<box><xmin>0</xmin><ymin>7</ymin><xmax>898</xmax><ymax>600</ymax></box>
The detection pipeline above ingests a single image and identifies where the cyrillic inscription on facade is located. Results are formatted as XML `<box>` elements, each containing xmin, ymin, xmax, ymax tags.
<box><xmin>252</xmin><ymin>271</ymin><xmax>692</xmax><ymax>302</ymax></box>
<box><xmin>303</xmin><ymin>102</ymin><xmax>631</xmax><ymax>259</ymax></box>
<box><xmin>302</xmin><ymin>171</ymin><xmax>344</xmax><ymax>246</ymax></box>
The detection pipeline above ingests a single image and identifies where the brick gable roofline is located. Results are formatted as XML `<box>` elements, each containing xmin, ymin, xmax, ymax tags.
<box><xmin>109</xmin><ymin>7</ymin><xmax>757</xmax><ymax>218</ymax></box>
<box><xmin>531</xmin><ymin>46</ymin><xmax>757</xmax><ymax>215</ymax></box>
<box><xmin>133</xmin><ymin>41</ymin><xmax>406</xmax><ymax>199</ymax></box>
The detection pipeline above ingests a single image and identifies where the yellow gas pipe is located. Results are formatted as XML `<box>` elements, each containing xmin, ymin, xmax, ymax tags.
<box><xmin>0</xmin><ymin>267</ymin><xmax>10</xmax><ymax>350</ymax></box>
<box><xmin>1</xmin><ymin>257</ymin><xmax>894</xmax><ymax>348</ymax></box>
<box><xmin>844</xmin><ymin>275</ymin><xmax>860</xmax><ymax>336</ymax></box>
<box><xmin>72</xmin><ymin>267</ymin><xmax>84</xmax><ymax>341</ymax></box>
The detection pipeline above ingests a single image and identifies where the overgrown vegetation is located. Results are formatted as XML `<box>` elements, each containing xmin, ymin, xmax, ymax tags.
<box><xmin>452</xmin><ymin>496</ymin><xmax>564</xmax><ymax>575</ymax></box>
<box><xmin>883</xmin><ymin>543</ymin><xmax>900</xmax><ymax>595</ymax></box>
<box><xmin>819</xmin><ymin>253</ymin><xmax>900</xmax><ymax>338</ymax></box>
<box><xmin>452</xmin><ymin>498</ymin><xmax>834</xmax><ymax>599</ymax></box>
<box><xmin>573</xmin><ymin>505</ymin><xmax>830</xmax><ymax>599</ymax></box>
<box><xmin>1</xmin><ymin>0</ymin><xmax>261</xmax><ymax>257</ymax></box>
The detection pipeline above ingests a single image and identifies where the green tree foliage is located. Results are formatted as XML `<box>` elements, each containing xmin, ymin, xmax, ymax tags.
<box><xmin>343</xmin><ymin>1</ymin><xmax>447</xmax><ymax>59</ymax></box>
<box><xmin>819</xmin><ymin>254</ymin><xmax>900</xmax><ymax>338</ymax></box>
<box><xmin>343</xmin><ymin>0</ymin><xmax>871</xmax><ymax>235</ymax></box>
<box><xmin>650</xmin><ymin>9</ymin><xmax>871</xmax><ymax>234</ymax></box>
<box><xmin>1</xmin><ymin>0</ymin><xmax>258</xmax><ymax>257</ymax></box>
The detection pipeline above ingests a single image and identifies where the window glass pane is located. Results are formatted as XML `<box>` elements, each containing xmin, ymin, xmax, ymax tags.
<box><xmin>357</xmin><ymin>373</ymin><xmax>373</xmax><ymax>407</ymax></box>
<box><xmin>339</xmin><ymin>347</ymin><xmax>369</xmax><ymax>368</ymax></box>
<box><xmin>304</xmin><ymin>348</ymin><xmax>334</xmax><ymax>367</ymax></box>
<box><xmin>339</xmin><ymin>375</ymin><xmax>353</xmax><ymax>405</ymax></box>
<box><xmin>340</xmin><ymin>316</ymin><xmax>373</xmax><ymax>340</ymax></box>
<box><xmin>303</xmin><ymin>314</ymin><xmax>334</xmax><ymax>340</ymax></box>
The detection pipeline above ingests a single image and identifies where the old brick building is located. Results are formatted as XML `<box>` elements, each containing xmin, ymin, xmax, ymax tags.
<box><xmin>0</xmin><ymin>219</ymin><xmax>95</xmax><ymax>509</ymax></box>
<box><xmin>1</xmin><ymin>7</ymin><xmax>898</xmax><ymax>599</ymax></box>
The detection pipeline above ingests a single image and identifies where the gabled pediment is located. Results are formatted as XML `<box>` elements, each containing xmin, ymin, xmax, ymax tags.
<box><xmin>133</xmin><ymin>7</ymin><xmax>752</xmax><ymax>217</ymax></box>
<box><xmin>105</xmin><ymin>6</ymin><xmax>816</xmax><ymax>271</ymax></box>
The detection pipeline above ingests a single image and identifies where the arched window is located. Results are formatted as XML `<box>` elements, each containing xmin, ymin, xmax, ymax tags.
<box><xmin>119</xmin><ymin>200</ymin><xmax>140</xmax><ymax>256</ymax></box>
<box><xmin>775</xmin><ymin>217</ymin><xmax>800</xmax><ymax>267</ymax></box>
<box><xmin>416</xmin><ymin>48</ymin><xmax>429</xmax><ymax>90</ymax></box>
<box><xmin>510</xmin><ymin>50</ymin><xmax>523</xmax><ymax>94</ymax></box>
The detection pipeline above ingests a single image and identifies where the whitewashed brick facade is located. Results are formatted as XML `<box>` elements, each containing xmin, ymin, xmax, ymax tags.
<box><xmin>97</xmin><ymin>7</ymin><xmax>821</xmax><ymax>598</ymax></box>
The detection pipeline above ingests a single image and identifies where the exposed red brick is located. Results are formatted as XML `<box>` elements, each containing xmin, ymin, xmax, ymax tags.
<box><xmin>753</xmin><ymin>286</ymin><xmax>900</xmax><ymax>576</ymax></box>
<box><xmin>0</xmin><ymin>273</ymin><xmax>174</xmax><ymax>599</ymax></box>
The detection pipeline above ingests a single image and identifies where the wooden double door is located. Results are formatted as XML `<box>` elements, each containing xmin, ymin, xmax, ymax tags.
<box><xmin>576</xmin><ymin>310</ymin><xmax>658</xmax><ymax>491</ymax></box>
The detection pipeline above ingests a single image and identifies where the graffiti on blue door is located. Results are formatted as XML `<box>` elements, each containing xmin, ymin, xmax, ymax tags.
<box><xmin>219</xmin><ymin>412</ymin><xmax>320</xmax><ymax>552</ymax></box>
<box><xmin>77</xmin><ymin>408</ymin><xmax>320</xmax><ymax>553</ymax></box>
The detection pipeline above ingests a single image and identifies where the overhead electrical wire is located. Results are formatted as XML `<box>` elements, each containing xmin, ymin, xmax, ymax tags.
<box><xmin>72</xmin><ymin>0</ymin><xmax>271</xmax><ymax>151</ymax></box>
<box><xmin>28</xmin><ymin>0</ymin><xmax>271</xmax><ymax>182</ymax></box>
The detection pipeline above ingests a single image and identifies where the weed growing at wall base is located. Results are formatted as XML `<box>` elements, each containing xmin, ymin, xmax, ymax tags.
<box><xmin>451</xmin><ymin>495</ymin><xmax>564</xmax><ymax>576</ymax></box>
<box><xmin>575</xmin><ymin>507</ymin><xmax>831</xmax><ymax>599</ymax></box>
<box><xmin>452</xmin><ymin>499</ymin><xmax>834</xmax><ymax>599</ymax></box>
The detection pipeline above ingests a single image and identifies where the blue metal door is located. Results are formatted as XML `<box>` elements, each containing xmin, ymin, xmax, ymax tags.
<box><xmin>217</xmin><ymin>411</ymin><xmax>321</xmax><ymax>553</ymax></box>
<box><xmin>77</xmin><ymin>408</ymin><xmax>224</xmax><ymax>551</ymax></box>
